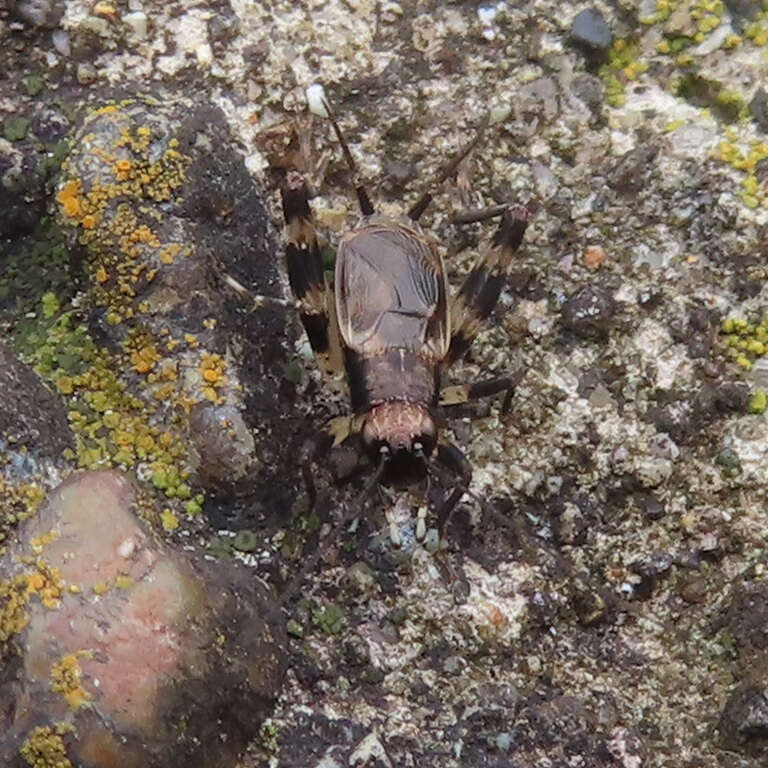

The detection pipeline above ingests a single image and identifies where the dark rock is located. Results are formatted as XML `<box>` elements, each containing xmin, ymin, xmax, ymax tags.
<box><xmin>724</xmin><ymin>0</ymin><xmax>763</xmax><ymax>31</ymax></box>
<box><xmin>0</xmin><ymin>138</ymin><xmax>46</xmax><ymax>238</ymax></box>
<box><xmin>275</xmin><ymin>712</ymin><xmax>367</xmax><ymax>765</ymax></box>
<box><xmin>571</xmin><ymin>585</ymin><xmax>609</xmax><ymax>626</ymax></box>
<box><xmin>0</xmin><ymin>342</ymin><xmax>73</xmax><ymax>462</ymax></box>
<box><xmin>726</xmin><ymin>580</ymin><xmax>768</xmax><ymax>660</ymax></box>
<box><xmin>635</xmin><ymin>492</ymin><xmax>666</xmax><ymax>521</ymax></box>
<box><xmin>570</xmin><ymin>73</ymin><xmax>605</xmax><ymax>115</ymax></box>
<box><xmin>561</xmin><ymin>285</ymin><xmax>616</xmax><ymax>340</ymax></box>
<box><xmin>570</xmin><ymin>9</ymin><xmax>613</xmax><ymax>51</ymax></box>
<box><xmin>720</xmin><ymin>683</ymin><xmax>768</xmax><ymax>756</ymax></box>
<box><xmin>678</xmin><ymin>575</ymin><xmax>708</xmax><ymax>604</ymax></box>
<box><xmin>0</xmin><ymin>470</ymin><xmax>286</xmax><ymax>768</ymax></box>
<box><xmin>749</xmin><ymin>87</ymin><xmax>768</xmax><ymax>133</ymax></box>
<box><xmin>644</xmin><ymin>382</ymin><xmax>749</xmax><ymax>446</ymax></box>
<box><xmin>607</xmin><ymin>143</ymin><xmax>659</xmax><ymax>193</ymax></box>
<box><xmin>629</xmin><ymin>551</ymin><xmax>673</xmax><ymax>599</ymax></box>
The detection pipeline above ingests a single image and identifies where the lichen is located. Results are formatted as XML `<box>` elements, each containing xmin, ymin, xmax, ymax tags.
<box><xmin>598</xmin><ymin>38</ymin><xmax>648</xmax><ymax>107</ymax></box>
<box><xmin>721</xmin><ymin>314</ymin><xmax>768</xmax><ymax>369</ymax></box>
<box><xmin>50</xmin><ymin>651</ymin><xmax>93</xmax><ymax>709</ymax></box>
<box><xmin>19</xmin><ymin>723</ymin><xmax>75</xmax><ymax>768</ymax></box>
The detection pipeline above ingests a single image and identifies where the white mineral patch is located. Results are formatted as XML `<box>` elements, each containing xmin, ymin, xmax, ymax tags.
<box><xmin>306</xmin><ymin>84</ymin><xmax>330</xmax><ymax>118</ymax></box>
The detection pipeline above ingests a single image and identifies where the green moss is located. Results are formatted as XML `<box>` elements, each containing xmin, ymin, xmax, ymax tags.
<box><xmin>22</xmin><ymin>74</ymin><xmax>45</xmax><ymax>97</ymax></box>
<box><xmin>3</xmin><ymin>116</ymin><xmax>30</xmax><ymax>141</ymax></box>
<box><xmin>313</xmin><ymin>603</ymin><xmax>345</xmax><ymax>635</ymax></box>
<box><xmin>674</xmin><ymin>73</ymin><xmax>748</xmax><ymax>123</ymax></box>
<box><xmin>40</xmin><ymin>140</ymin><xmax>70</xmax><ymax>181</ymax></box>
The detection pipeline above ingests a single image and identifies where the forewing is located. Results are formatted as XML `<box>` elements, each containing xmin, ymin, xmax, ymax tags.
<box><xmin>336</xmin><ymin>224</ymin><xmax>448</xmax><ymax>358</ymax></box>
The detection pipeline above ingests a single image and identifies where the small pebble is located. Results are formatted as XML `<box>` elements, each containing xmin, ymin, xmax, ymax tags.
<box><xmin>584</xmin><ymin>244</ymin><xmax>607</xmax><ymax>270</ymax></box>
<box><xmin>570</xmin><ymin>9</ymin><xmax>613</xmax><ymax>50</ymax></box>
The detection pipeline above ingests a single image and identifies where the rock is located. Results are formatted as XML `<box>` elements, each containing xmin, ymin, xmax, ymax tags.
<box><xmin>724</xmin><ymin>0</ymin><xmax>763</xmax><ymax>31</ymax></box>
<box><xmin>570</xmin><ymin>73</ymin><xmax>605</xmax><ymax>116</ymax></box>
<box><xmin>0</xmin><ymin>470</ymin><xmax>286</xmax><ymax>768</ymax></box>
<box><xmin>0</xmin><ymin>342</ymin><xmax>73</xmax><ymax>462</ymax></box>
<box><xmin>606</xmin><ymin>143</ymin><xmax>659</xmax><ymax>193</ymax></box>
<box><xmin>749</xmin><ymin>88</ymin><xmax>768</xmax><ymax>133</ymax></box>
<box><xmin>719</xmin><ymin>683</ymin><xmax>768</xmax><ymax>756</ymax></box>
<box><xmin>570</xmin><ymin>9</ymin><xmax>613</xmax><ymax>51</ymax></box>
<box><xmin>635</xmin><ymin>492</ymin><xmax>666</xmax><ymax>521</ymax></box>
<box><xmin>9</xmin><ymin>0</ymin><xmax>65</xmax><ymax>28</ymax></box>
<box><xmin>53</xmin><ymin>97</ymin><xmax>292</xmax><ymax>511</ymax></box>
<box><xmin>0</xmin><ymin>135</ymin><xmax>46</xmax><ymax>238</ymax></box>
<box><xmin>515</xmin><ymin>76</ymin><xmax>560</xmax><ymax>125</ymax></box>
<box><xmin>561</xmin><ymin>284</ymin><xmax>617</xmax><ymax>340</ymax></box>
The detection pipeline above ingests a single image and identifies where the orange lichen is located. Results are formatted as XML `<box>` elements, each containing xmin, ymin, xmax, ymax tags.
<box><xmin>114</xmin><ymin>158</ymin><xmax>133</xmax><ymax>181</ymax></box>
<box><xmin>130</xmin><ymin>344</ymin><xmax>161</xmax><ymax>374</ymax></box>
<box><xmin>24</xmin><ymin>559</ymin><xmax>64</xmax><ymax>608</ymax></box>
<box><xmin>95</xmin><ymin>265</ymin><xmax>109</xmax><ymax>283</ymax></box>
<box><xmin>57</xmin><ymin>180</ymin><xmax>83</xmax><ymax>219</ymax></box>
<box><xmin>82</xmin><ymin>214</ymin><xmax>97</xmax><ymax>229</ymax></box>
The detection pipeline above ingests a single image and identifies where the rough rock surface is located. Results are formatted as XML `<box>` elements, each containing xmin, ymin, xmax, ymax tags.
<box><xmin>0</xmin><ymin>470</ymin><xmax>286</xmax><ymax>768</ymax></box>
<box><xmin>2</xmin><ymin>0</ymin><xmax>768</xmax><ymax>766</ymax></box>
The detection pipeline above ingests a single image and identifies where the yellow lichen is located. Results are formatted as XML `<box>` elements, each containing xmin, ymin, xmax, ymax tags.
<box><xmin>20</xmin><ymin>723</ymin><xmax>75</xmax><ymax>768</ymax></box>
<box><xmin>30</xmin><ymin>530</ymin><xmax>60</xmax><ymax>554</ymax></box>
<box><xmin>161</xmin><ymin>508</ymin><xmax>179</xmax><ymax>531</ymax></box>
<box><xmin>50</xmin><ymin>651</ymin><xmax>93</xmax><ymax>709</ymax></box>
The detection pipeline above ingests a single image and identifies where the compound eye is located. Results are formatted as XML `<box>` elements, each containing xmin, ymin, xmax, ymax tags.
<box><xmin>412</xmin><ymin>434</ymin><xmax>435</xmax><ymax>457</ymax></box>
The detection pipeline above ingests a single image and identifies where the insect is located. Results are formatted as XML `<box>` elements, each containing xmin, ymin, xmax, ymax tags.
<box><xmin>281</xmin><ymin>96</ymin><xmax>532</xmax><ymax>536</ymax></box>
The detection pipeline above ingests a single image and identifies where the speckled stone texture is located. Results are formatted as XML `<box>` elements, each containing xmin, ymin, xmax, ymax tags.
<box><xmin>3</xmin><ymin>0</ymin><xmax>768</xmax><ymax>766</ymax></box>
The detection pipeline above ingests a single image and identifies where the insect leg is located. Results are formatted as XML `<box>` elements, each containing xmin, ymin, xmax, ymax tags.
<box><xmin>407</xmin><ymin>114</ymin><xmax>490</xmax><ymax>222</ymax></box>
<box><xmin>281</xmin><ymin>170</ymin><xmax>343</xmax><ymax>378</ymax></box>
<box><xmin>439</xmin><ymin>369</ymin><xmax>524</xmax><ymax>414</ymax></box>
<box><xmin>433</xmin><ymin>441</ymin><xmax>472</xmax><ymax>538</ymax></box>
<box><xmin>446</xmin><ymin>204</ymin><xmax>531</xmax><ymax>367</ymax></box>
<box><xmin>300</xmin><ymin>415</ymin><xmax>357</xmax><ymax>508</ymax></box>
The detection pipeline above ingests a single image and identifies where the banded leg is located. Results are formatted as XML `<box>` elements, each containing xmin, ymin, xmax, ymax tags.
<box><xmin>447</xmin><ymin>205</ymin><xmax>531</xmax><ymax>367</ymax></box>
<box><xmin>439</xmin><ymin>370</ymin><xmax>524</xmax><ymax>414</ymax></box>
<box><xmin>281</xmin><ymin>170</ymin><xmax>342</xmax><ymax>378</ymax></box>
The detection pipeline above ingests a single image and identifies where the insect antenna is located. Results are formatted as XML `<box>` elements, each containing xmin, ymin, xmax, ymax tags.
<box><xmin>407</xmin><ymin>113</ymin><xmax>490</xmax><ymax>223</ymax></box>
<box><xmin>273</xmin><ymin>449</ymin><xmax>390</xmax><ymax>612</ymax></box>
<box><xmin>320</xmin><ymin>97</ymin><xmax>375</xmax><ymax>217</ymax></box>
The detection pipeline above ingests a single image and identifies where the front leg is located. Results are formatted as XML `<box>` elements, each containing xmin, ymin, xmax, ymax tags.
<box><xmin>300</xmin><ymin>415</ymin><xmax>358</xmax><ymax>509</ymax></box>
<box><xmin>433</xmin><ymin>441</ymin><xmax>472</xmax><ymax>538</ymax></box>
<box><xmin>447</xmin><ymin>205</ymin><xmax>531</xmax><ymax>367</ymax></box>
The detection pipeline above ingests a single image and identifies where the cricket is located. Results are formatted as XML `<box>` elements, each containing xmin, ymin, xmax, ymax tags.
<box><xmin>279</xmin><ymin>88</ymin><xmax>532</xmax><ymax>547</ymax></box>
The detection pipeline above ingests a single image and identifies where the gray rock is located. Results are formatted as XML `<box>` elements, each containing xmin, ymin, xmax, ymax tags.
<box><xmin>749</xmin><ymin>88</ymin><xmax>768</xmax><ymax>133</ymax></box>
<box><xmin>9</xmin><ymin>0</ymin><xmax>64</xmax><ymax>28</ymax></box>
<box><xmin>570</xmin><ymin>9</ymin><xmax>613</xmax><ymax>51</ymax></box>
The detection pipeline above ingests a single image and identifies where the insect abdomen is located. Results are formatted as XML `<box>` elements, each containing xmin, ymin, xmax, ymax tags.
<box><xmin>344</xmin><ymin>348</ymin><xmax>438</xmax><ymax>413</ymax></box>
